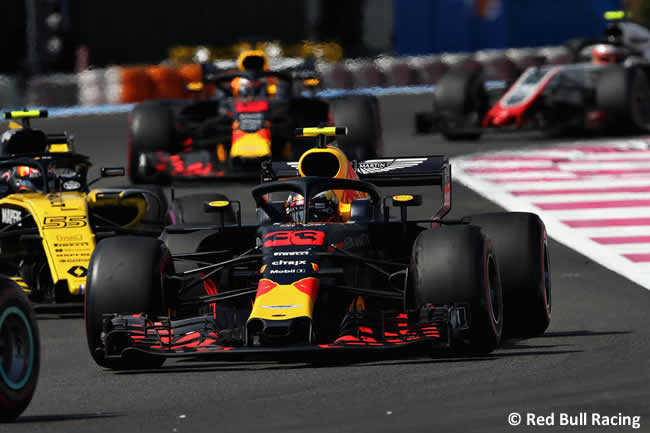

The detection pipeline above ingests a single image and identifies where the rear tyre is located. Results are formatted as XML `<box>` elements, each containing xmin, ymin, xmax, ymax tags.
<box><xmin>462</xmin><ymin>212</ymin><xmax>551</xmax><ymax>337</ymax></box>
<box><xmin>128</xmin><ymin>101</ymin><xmax>178</xmax><ymax>184</ymax></box>
<box><xmin>330</xmin><ymin>95</ymin><xmax>382</xmax><ymax>160</ymax></box>
<box><xmin>433</xmin><ymin>68</ymin><xmax>487</xmax><ymax>141</ymax></box>
<box><xmin>136</xmin><ymin>184</ymin><xmax>171</xmax><ymax>226</ymax></box>
<box><xmin>597</xmin><ymin>66</ymin><xmax>650</xmax><ymax>133</ymax></box>
<box><xmin>0</xmin><ymin>282</ymin><xmax>39</xmax><ymax>422</ymax></box>
<box><xmin>85</xmin><ymin>236</ymin><xmax>170</xmax><ymax>369</ymax></box>
<box><xmin>111</xmin><ymin>184</ymin><xmax>171</xmax><ymax>227</ymax></box>
<box><xmin>411</xmin><ymin>226</ymin><xmax>503</xmax><ymax>353</ymax></box>
<box><xmin>172</xmin><ymin>193</ymin><xmax>236</xmax><ymax>225</ymax></box>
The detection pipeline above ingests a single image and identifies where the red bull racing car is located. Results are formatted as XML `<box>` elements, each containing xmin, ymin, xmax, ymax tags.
<box><xmin>129</xmin><ymin>51</ymin><xmax>382</xmax><ymax>183</ymax></box>
<box><xmin>86</xmin><ymin>127</ymin><xmax>551</xmax><ymax>368</ymax></box>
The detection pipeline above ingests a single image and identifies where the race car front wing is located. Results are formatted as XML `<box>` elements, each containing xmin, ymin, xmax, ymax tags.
<box><xmin>98</xmin><ymin>304</ymin><xmax>471</xmax><ymax>361</ymax></box>
<box><xmin>137</xmin><ymin>150</ymin><xmax>267</xmax><ymax>181</ymax></box>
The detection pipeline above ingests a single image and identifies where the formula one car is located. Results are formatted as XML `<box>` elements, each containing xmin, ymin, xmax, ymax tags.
<box><xmin>129</xmin><ymin>50</ymin><xmax>382</xmax><ymax>183</ymax></box>
<box><xmin>86</xmin><ymin>127</ymin><xmax>551</xmax><ymax>369</ymax></box>
<box><xmin>0</xmin><ymin>280</ymin><xmax>39</xmax><ymax>421</ymax></box>
<box><xmin>0</xmin><ymin>111</ymin><xmax>171</xmax><ymax>310</ymax></box>
<box><xmin>416</xmin><ymin>17</ymin><xmax>650</xmax><ymax>140</ymax></box>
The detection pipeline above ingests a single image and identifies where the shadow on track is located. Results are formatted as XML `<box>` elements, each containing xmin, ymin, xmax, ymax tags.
<box><xmin>14</xmin><ymin>412</ymin><xmax>123</xmax><ymax>423</ymax></box>
<box><xmin>112</xmin><ymin>340</ymin><xmax>583</xmax><ymax>376</ymax></box>
<box><xmin>538</xmin><ymin>330</ymin><xmax>631</xmax><ymax>338</ymax></box>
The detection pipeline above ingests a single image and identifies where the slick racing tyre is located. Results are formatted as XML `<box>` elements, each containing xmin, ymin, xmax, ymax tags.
<box><xmin>86</xmin><ymin>237</ymin><xmax>171</xmax><ymax>369</ymax></box>
<box><xmin>462</xmin><ymin>212</ymin><xmax>551</xmax><ymax>337</ymax></box>
<box><xmin>111</xmin><ymin>184</ymin><xmax>171</xmax><ymax>228</ymax></box>
<box><xmin>433</xmin><ymin>67</ymin><xmax>487</xmax><ymax>141</ymax></box>
<box><xmin>330</xmin><ymin>95</ymin><xmax>382</xmax><ymax>160</ymax></box>
<box><xmin>135</xmin><ymin>184</ymin><xmax>171</xmax><ymax>226</ymax></box>
<box><xmin>172</xmin><ymin>193</ymin><xmax>236</xmax><ymax>226</ymax></box>
<box><xmin>411</xmin><ymin>226</ymin><xmax>503</xmax><ymax>353</ymax></box>
<box><xmin>0</xmin><ymin>281</ymin><xmax>40</xmax><ymax>422</ymax></box>
<box><xmin>596</xmin><ymin>66</ymin><xmax>650</xmax><ymax>133</ymax></box>
<box><xmin>128</xmin><ymin>101</ymin><xmax>178</xmax><ymax>184</ymax></box>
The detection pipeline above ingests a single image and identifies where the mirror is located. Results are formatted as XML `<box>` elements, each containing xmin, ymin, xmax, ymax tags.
<box><xmin>101</xmin><ymin>167</ymin><xmax>125</xmax><ymax>177</ymax></box>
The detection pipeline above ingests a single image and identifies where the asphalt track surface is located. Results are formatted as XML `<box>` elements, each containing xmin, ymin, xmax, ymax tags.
<box><xmin>7</xmin><ymin>95</ymin><xmax>650</xmax><ymax>433</ymax></box>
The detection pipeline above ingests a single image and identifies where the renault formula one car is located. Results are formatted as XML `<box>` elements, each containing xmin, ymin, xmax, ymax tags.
<box><xmin>0</xmin><ymin>280</ymin><xmax>39</xmax><ymax>421</ymax></box>
<box><xmin>129</xmin><ymin>50</ymin><xmax>382</xmax><ymax>183</ymax></box>
<box><xmin>0</xmin><ymin>111</ymin><xmax>172</xmax><ymax>310</ymax></box>
<box><xmin>416</xmin><ymin>19</ymin><xmax>650</xmax><ymax>140</ymax></box>
<box><xmin>86</xmin><ymin>127</ymin><xmax>551</xmax><ymax>368</ymax></box>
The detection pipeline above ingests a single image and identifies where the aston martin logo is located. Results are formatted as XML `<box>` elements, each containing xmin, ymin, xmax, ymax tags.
<box><xmin>67</xmin><ymin>265</ymin><xmax>88</xmax><ymax>278</ymax></box>
<box><xmin>357</xmin><ymin>158</ymin><xmax>427</xmax><ymax>174</ymax></box>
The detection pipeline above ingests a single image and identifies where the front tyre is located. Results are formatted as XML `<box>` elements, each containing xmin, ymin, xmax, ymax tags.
<box><xmin>0</xmin><ymin>282</ymin><xmax>40</xmax><ymax>422</ymax></box>
<box><xmin>85</xmin><ymin>236</ymin><xmax>171</xmax><ymax>369</ymax></box>
<box><xmin>597</xmin><ymin>66</ymin><xmax>650</xmax><ymax>133</ymax></box>
<box><xmin>411</xmin><ymin>226</ymin><xmax>503</xmax><ymax>353</ymax></box>
<box><xmin>128</xmin><ymin>101</ymin><xmax>178</xmax><ymax>184</ymax></box>
<box><xmin>330</xmin><ymin>95</ymin><xmax>382</xmax><ymax>160</ymax></box>
<box><xmin>433</xmin><ymin>67</ymin><xmax>487</xmax><ymax>141</ymax></box>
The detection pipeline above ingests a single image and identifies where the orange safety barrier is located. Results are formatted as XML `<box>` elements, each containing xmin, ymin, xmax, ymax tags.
<box><xmin>177</xmin><ymin>63</ymin><xmax>201</xmax><ymax>83</ymax></box>
<box><xmin>120</xmin><ymin>67</ymin><xmax>154</xmax><ymax>103</ymax></box>
<box><xmin>146</xmin><ymin>65</ymin><xmax>186</xmax><ymax>99</ymax></box>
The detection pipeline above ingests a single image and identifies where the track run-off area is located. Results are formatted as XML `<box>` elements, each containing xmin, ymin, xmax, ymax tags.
<box><xmin>454</xmin><ymin>138</ymin><xmax>650</xmax><ymax>291</ymax></box>
<box><xmin>7</xmin><ymin>94</ymin><xmax>650</xmax><ymax>433</ymax></box>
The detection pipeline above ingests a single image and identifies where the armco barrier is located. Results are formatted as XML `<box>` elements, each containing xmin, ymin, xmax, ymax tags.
<box><xmin>8</xmin><ymin>44</ymin><xmax>578</xmax><ymax>109</ymax></box>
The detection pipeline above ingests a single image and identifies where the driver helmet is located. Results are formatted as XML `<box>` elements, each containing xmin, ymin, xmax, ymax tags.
<box><xmin>3</xmin><ymin>165</ymin><xmax>41</xmax><ymax>192</ymax></box>
<box><xmin>237</xmin><ymin>77</ymin><xmax>255</xmax><ymax>98</ymax></box>
<box><xmin>286</xmin><ymin>190</ymin><xmax>340</xmax><ymax>223</ymax></box>
<box><xmin>591</xmin><ymin>44</ymin><xmax>625</xmax><ymax>64</ymax></box>
<box><xmin>237</xmin><ymin>50</ymin><xmax>269</xmax><ymax>72</ymax></box>
<box><xmin>604</xmin><ymin>22</ymin><xmax>624</xmax><ymax>44</ymax></box>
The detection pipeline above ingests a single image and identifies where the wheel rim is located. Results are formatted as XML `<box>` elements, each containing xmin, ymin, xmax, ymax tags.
<box><xmin>487</xmin><ymin>254</ymin><xmax>501</xmax><ymax>325</ymax></box>
<box><xmin>0</xmin><ymin>306</ymin><xmax>35</xmax><ymax>390</ymax></box>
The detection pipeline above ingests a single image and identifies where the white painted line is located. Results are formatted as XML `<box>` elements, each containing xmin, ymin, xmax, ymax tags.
<box><xmin>605</xmin><ymin>243</ymin><xmax>650</xmax><ymax>254</ymax></box>
<box><xmin>557</xmin><ymin>161</ymin><xmax>650</xmax><ymax>170</ymax></box>
<box><xmin>529</xmin><ymin>192</ymin><xmax>650</xmax><ymax>203</ymax></box>
<box><xmin>569</xmin><ymin>226</ymin><xmax>650</xmax><ymax>238</ymax></box>
<box><xmin>498</xmin><ymin>178</ymin><xmax>650</xmax><ymax>191</ymax></box>
<box><xmin>479</xmin><ymin>171</ymin><xmax>577</xmax><ymax>180</ymax></box>
<box><xmin>460</xmin><ymin>160</ymin><xmax>554</xmax><ymax>169</ymax></box>
<box><xmin>533</xmin><ymin>207</ymin><xmax>650</xmax><ymax>219</ymax></box>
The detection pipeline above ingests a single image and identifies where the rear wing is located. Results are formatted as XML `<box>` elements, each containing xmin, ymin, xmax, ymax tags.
<box><xmin>262</xmin><ymin>156</ymin><xmax>452</xmax><ymax>220</ymax></box>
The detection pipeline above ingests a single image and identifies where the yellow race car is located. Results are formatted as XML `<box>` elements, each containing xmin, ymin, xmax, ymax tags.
<box><xmin>0</xmin><ymin>110</ymin><xmax>170</xmax><ymax>311</ymax></box>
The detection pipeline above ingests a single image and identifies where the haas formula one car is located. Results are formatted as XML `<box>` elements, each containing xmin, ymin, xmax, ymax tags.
<box><xmin>416</xmin><ymin>19</ymin><xmax>650</xmax><ymax>140</ymax></box>
<box><xmin>86</xmin><ymin>127</ymin><xmax>551</xmax><ymax>368</ymax></box>
<box><xmin>0</xmin><ymin>111</ymin><xmax>170</xmax><ymax>310</ymax></box>
<box><xmin>130</xmin><ymin>50</ymin><xmax>382</xmax><ymax>183</ymax></box>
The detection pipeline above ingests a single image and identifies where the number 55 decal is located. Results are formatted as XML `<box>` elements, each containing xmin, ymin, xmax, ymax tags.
<box><xmin>43</xmin><ymin>215</ymin><xmax>87</xmax><ymax>229</ymax></box>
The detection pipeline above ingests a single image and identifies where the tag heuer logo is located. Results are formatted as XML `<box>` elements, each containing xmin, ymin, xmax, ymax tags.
<box><xmin>67</xmin><ymin>265</ymin><xmax>88</xmax><ymax>278</ymax></box>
